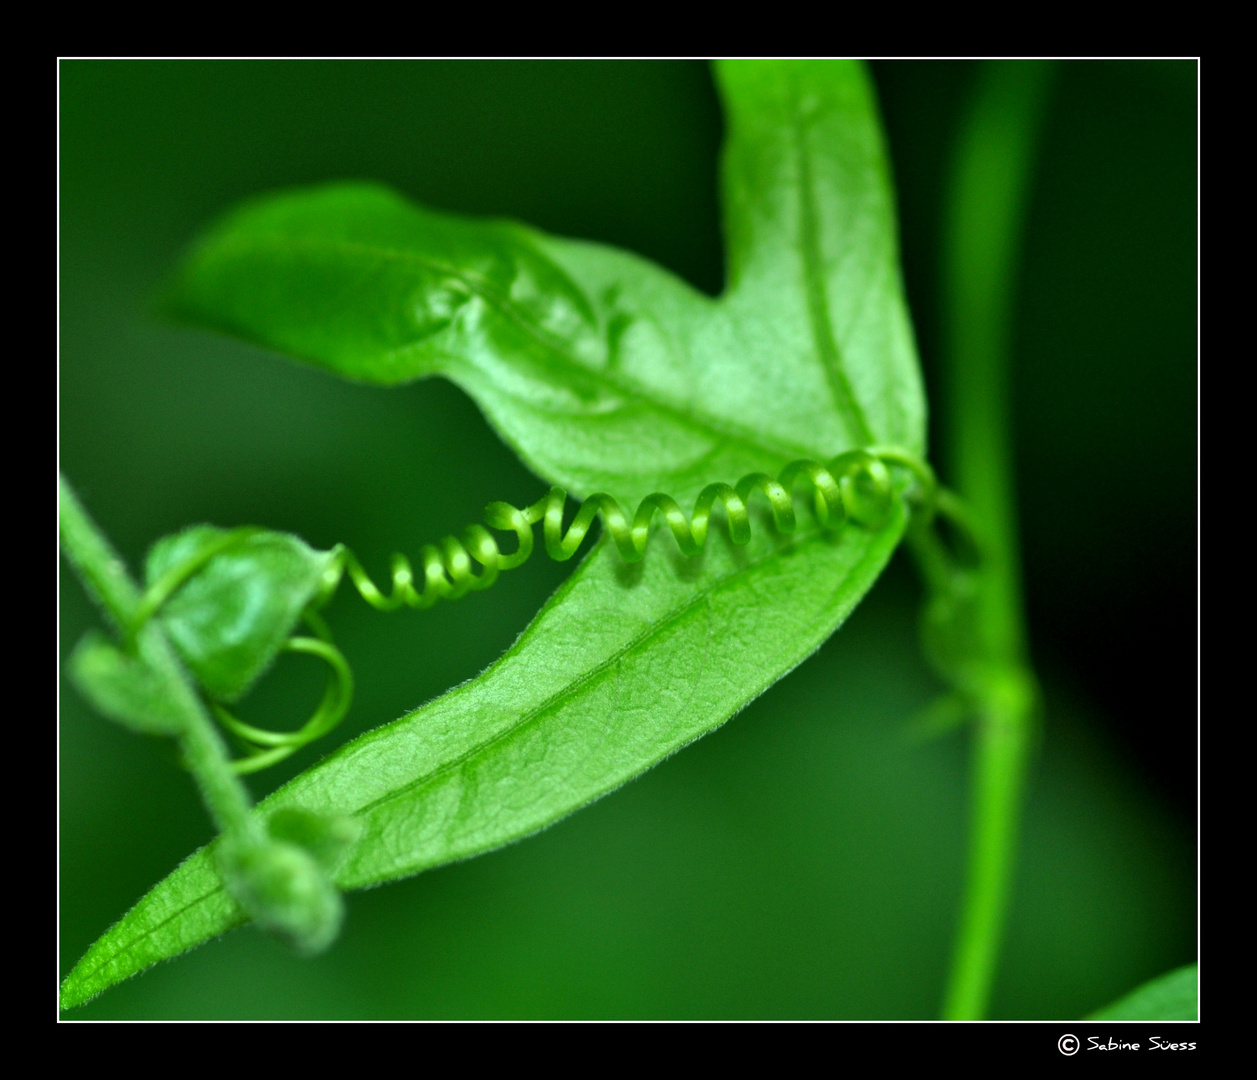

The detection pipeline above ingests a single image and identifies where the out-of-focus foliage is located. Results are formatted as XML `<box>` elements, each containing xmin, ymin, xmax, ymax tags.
<box><xmin>1088</xmin><ymin>964</ymin><xmax>1197</xmax><ymax>1021</ymax></box>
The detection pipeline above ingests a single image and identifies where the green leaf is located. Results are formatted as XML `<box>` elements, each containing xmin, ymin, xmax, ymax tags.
<box><xmin>1087</xmin><ymin>964</ymin><xmax>1198</xmax><ymax>1021</ymax></box>
<box><xmin>165</xmin><ymin>65</ymin><xmax>921</xmax><ymax>506</ymax></box>
<box><xmin>715</xmin><ymin>60</ymin><xmax>923</xmax><ymax>454</ymax></box>
<box><xmin>60</xmin><ymin>498</ymin><xmax>906</xmax><ymax>1010</ymax></box>
<box><xmin>146</xmin><ymin>527</ymin><xmax>338</xmax><ymax>702</ymax></box>
<box><xmin>67</xmin><ymin>631</ymin><xmax>189</xmax><ymax>736</ymax></box>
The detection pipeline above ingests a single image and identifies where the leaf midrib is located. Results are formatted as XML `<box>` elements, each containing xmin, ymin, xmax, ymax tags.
<box><xmin>210</xmin><ymin>233</ymin><xmax>821</xmax><ymax>466</ymax></box>
<box><xmin>62</xmin><ymin>884</ymin><xmax>246</xmax><ymax>1006</ymax></box>
<box><xmin>791</xmin><ymin>98</ymin><xmax>875</xmax><ymax>448</ymax></box>
<box><xmin>329</xmin><ymin>510</ymin><xmax>902</xmax><ymax>874</ymax></box>
<box><xmin>348</xmin><ymin>528</ymin><xmax>831</xmax><ymax>824</ymax></box>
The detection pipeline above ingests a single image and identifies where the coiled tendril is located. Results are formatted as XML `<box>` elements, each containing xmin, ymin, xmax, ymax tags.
<box><xmin>133</xmin><ymin>446</ymin><xmax>968</xmax><ymax>773</ymax></box>
<box><xmin>210</xmin><ymin>616</ymin><xmax>353</xmax><ymax>776</ymax></box>
<box><xmin>335</xmin><ymin>447</ymin><xmax>955</xmax><ymax>613</ymax></box>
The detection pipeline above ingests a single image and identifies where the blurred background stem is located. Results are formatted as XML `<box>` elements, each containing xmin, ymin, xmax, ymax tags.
<box><xmin>940</xmin><ymin>60</ymin><xmax>1054</xmax><ymax>1020</ymax></box>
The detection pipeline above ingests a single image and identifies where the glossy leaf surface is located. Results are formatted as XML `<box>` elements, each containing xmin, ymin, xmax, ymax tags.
<box><xmin>166</xmin><ymin>62</ymin><xmax>922</xmax><ymax>505</ymax></box>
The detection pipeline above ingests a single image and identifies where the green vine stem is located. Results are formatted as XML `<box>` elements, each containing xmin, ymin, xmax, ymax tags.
<box><xmin>58</xmin><ymin>475</ymin><xmax>261</xmax><ymax>844</ymax></box>
<box><xmin>938</xmin><ymin>61</ymin><xmax>1054</xmax><ymax>1020</ymax></box>
<box><xmin>59</xmin><ymin>475</ymin><xmax>345</xmax><ymax>954</ymax></box>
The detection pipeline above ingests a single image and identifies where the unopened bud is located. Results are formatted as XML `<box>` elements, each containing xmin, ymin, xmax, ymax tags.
<box><xmin>218</xmin><ymin>837</ymin><xmax>344</xmax><ymax>955</ymax></box>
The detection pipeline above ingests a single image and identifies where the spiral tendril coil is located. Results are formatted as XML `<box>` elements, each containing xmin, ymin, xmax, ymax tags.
<box><xmin>130</xmin><ymin>446</ymin><xmax>961</xmax><ymax>773</ymax></box>
<box><xmin>335</xmin><ymin>447</ymin><xmax>947</xmax><ymax>614</ymax></box>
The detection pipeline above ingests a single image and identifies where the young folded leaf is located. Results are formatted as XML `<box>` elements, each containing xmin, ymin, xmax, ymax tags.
<box><xmin>68</xmin><ymin>632</ymin><xmax>190</xmax><ymax>737</ymax></box>
<box><xmin>146</xmin><ymin>527</ymin><xmax>339</xmax><ymax>703</ymax></box>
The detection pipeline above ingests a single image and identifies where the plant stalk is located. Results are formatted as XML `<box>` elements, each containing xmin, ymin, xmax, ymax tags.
<box><xmin>58</xmin><ymin>474</ymin><xmax>262</xmax><ymax>843</ymax></box>
<box><xmin>939</xmin><ymin>61</ymin><xmax>1053</xmax><ymax>1021</ymax></box>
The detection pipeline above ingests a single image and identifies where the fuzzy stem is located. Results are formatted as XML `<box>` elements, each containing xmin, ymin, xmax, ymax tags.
<box><xmin>59</xmin><ymin>475</ymin><xmax>262</xmax><ymax>843</ymax></box>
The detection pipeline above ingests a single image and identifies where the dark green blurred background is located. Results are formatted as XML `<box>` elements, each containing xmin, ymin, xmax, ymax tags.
<box><xmin>59</xmin><ymin>60</ymin><xmax>1196</xmax><ymax>1019</ymax></box>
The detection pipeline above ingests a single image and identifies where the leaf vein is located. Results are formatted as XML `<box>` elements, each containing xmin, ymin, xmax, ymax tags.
<box><xmin>349</xmin><ymin>522</ymin><xmax>849</xmax><ymax>825</ymax></box>
<box><xmin>64</xmin><ymin>880</ymin><xmax>240</xmax><ymax>1000</ymax></box>
<box><xmin>792</xmin><ymin>102</ymin><xmax>875</xmax><ymax>447</ymax></box>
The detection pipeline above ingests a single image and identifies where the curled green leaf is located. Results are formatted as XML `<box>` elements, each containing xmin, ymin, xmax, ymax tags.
<box><xmin>65</xmin><ymin>60</ymin><xmax>931</xmax><ymax>1009</ymax></box>
<box><xmin>60</xmin><ymin>498</ymin><xmax>907</xmax><ymax>1007</ymax></box>
<box><xmin>68</xmin><ymin>632</ymin><xmax>189</xmax><ymax>737</ymax></box>
<box><xmin>145</xmin><ymin>526</ymin><xmax>339</xmax><ymax>703</ymax></box>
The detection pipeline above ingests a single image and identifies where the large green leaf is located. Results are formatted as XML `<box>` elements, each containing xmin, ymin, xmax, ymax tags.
<box><xmin>165</xmin><ymin>62</ymin><xmax>922</xmax><ymax>505</ymax></box>
<box><xmin>64</xmin><ymin>60</ymin><xmax>926</xmax><ymax>1005</ymax></box>
<box><xmin>61</xmin><ymin>501</ymin><xmax>906</xmax><ymax>1010</ymax></box>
